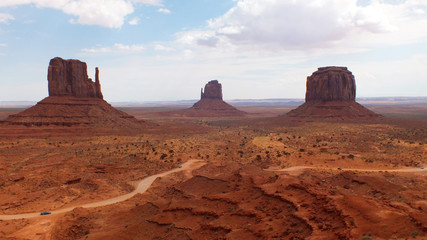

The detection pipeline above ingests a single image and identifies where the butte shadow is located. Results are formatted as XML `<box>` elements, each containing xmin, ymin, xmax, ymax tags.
<box><xmin>286</xmin><ymin>67</ymin><xmax>382</xmax><ymax>121</ymax></box>
<box><xmin>1</xmin><ymin>57</ymin><xmax>144</xmax><ymax>130</ymax></box>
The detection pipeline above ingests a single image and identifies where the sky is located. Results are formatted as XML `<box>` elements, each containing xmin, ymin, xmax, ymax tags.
<box><xmin>0</xmin><ymin>0</ymin><xmax>426</xmax><ymax>102</ymax></box>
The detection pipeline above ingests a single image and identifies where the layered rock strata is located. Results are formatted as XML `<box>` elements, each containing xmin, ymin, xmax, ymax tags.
<box><xmin>48</xmin><ymin>57</ymin><xmax>103</xmax><ymax>99</ymax></box>
<box><xmin>3</xmin><ymin>57</ymin><xmax>143</xmax><ymax>128</ymax></box>
<box><xmin>185</xmin><ymin>80</ymin><xmax>246</xmax><ymax>117</ymax></box>
<box><xmin>305</xmin><ymin>67</ymin><xmax>355</xmax><ymax>102</ymax></box>
<box><xmin>287</xmin><ymin>67</ymin><xmax>381</xmax><ymax>120</ymax></box>
<box><xmin>200</xmin><ymin>80</ymin><xmax>223</xmax><ymax>100</ymax></box>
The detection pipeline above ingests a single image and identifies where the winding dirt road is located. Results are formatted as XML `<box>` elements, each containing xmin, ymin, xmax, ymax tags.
<box><xmin>269</xmin><ymin>166</ymin><xmax>426</xmax><ymax>173</ymax></box>
<box><xmin>0</xmin><ymin>159</ymin><xmax>205</xmax><ymax>220</ymax></box>
<box><xmin>0</xmin><ymin>159</ymin><xmax>424</xmax><ymax>221</ymax></box>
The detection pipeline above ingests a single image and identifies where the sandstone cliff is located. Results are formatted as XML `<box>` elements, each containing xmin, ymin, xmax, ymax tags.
<box><xmin>201</xmin><ymin>80</ymin><xmax>223</xmax><ymax>100</ymax></box>
<box><xmin>3</xmin><ymin>57</ymin><xmax>143</xmax><ymax>129</ymax></box>
<box><xmin>305</xmin><ymin>67</ymin><xmax>355</xmax><ymax>102</ymax></box>
<box><xmin>287</xmin><ymin>67</ymin><xmax>381</xmax><ymax>120</ymax></box>
<box><xmin>178</xmin><ymin>80</ymin><xmax>245</xmax><ymax>117</ymax></box>
<box><xmin>48</xmin><ymin>57</ymin><xmax>103</xmax><ymax>99</ymax></box>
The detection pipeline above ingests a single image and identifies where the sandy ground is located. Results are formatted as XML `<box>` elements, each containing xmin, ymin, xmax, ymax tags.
<box><xmin>0</xmin><ymin>105</ymin><xmax>426</xmax><ymax>239</ymax></box>
<box><xmin>0</xmin><ymin>159</ymin><xmax>205</xmax><ymax>220</ymax></box>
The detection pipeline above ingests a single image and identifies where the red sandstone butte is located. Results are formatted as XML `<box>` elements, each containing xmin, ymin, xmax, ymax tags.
<box><xmin>48</xmin><ymin>57</ymin><xmax>103</xmax><ymax>99</ymax></box>
<box><xmin>2</xmin><ymin>57</ymin><xmax>143</xmax><ymax>129</ymax></box>
<box><xmin>305</xmin><ymin>67</ymin><xmax>355</xmax><ymax>102</ymax></box>
<box><xmin>184</xmin><ymin>80</ymin><xmax>246</xmax><ymax>117</ymax></box>
<box><xmin>287</xmin><ymin>67</ymin><xmax>382</xmax><ymax>120</ymax></box>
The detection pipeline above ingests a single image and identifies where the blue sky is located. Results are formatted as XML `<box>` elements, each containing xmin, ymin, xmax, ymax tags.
<box><xmin>0</xmin><ymin>0</ymin><xmax>426</xmax><ymax>102</ymax></box>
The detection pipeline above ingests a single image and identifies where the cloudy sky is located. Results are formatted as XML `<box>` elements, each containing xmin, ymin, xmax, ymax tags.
<box><xmin>0</xmin><ymin>0</ymin><xmax>426</xmax><ymax>102</ymax></box>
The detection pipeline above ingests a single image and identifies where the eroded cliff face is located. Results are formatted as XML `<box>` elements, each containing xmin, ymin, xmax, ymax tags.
<box><xmin>48</xmin><ymin>57</ymin><xmax>103</xmax><ymax>99</ymax></box>
<box><xmin>182</xmin><ymin>80</ymin><xmax>246</xmax><ymax>117</ymax></box>
<box><xmin>3</xmin><ymin>57</ymin><xmax>144</xmax><ymax>129</ymax></box>
<box><xmin>305</xmin><ymin>67</ymin><xmax>355</xmax><ymax>103</ymax></box>
<box><xmin>201</xmin><ymin>80</ymin><xmax>223</xmax><ymax>100</ymax></box>
<box><xmin>287</xmin><ymin>67</ymin><xmax>381</xmax><ymax>120</ymax></box>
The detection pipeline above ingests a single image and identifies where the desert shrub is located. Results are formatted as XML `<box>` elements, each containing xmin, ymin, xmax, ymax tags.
<box><xmin>361</xmin><ymin>233</ymin><xmax>373</xmax><ymax>240</ymax></box>
<box><xmin>160</xmin><ymin>153</ymin><xmax>167</xmax><ymax>159</ymax></box>
<box><xmin>411</xmin><ymin>230</ymin><xmax>419</xmax><ymax>238</ymax></box>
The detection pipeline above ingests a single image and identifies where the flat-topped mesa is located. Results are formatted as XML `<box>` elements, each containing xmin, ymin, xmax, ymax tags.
<box><xmin>48</xmin><ymin>57</ymin><xmax>103</xmax><ymax>99</ymax></box>
<box><xmin>201</xmin><ymin>80</ymin><xmax>223</xmax><ymax>100</ymax></box>
<box><xmin>305</xmin><ymin>66</ymin><xmax>355</xmax><ymax>103</ymax></box>
<box><xmin>286</xmin><ymin>66</ymin><xmax>382</xmax><ymax>120</ymax></box>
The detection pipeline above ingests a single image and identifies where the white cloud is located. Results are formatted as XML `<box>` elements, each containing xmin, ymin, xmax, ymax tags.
<box><xmin>154</xmin><ymin>44</ymin><xmax>174</xmax><ymax>51</ymax></box>
<box><xmin>178</xmin><ymin>0</ymin><xmax>427</xmax><ymax>52</ymax></box>
<box><xmin>0</xmin><ymin>0</ymin><xmax>31</xmax><ymax>7</ymax></box>
<box><xmin>157</xmin><ymin>8</ymin><xmax>171</xmax><ymax>14</ymax></box>
<box><xmin>0</xmin><ymin>0</ymin><xmax>165</xmax><ymax>28</ymax></box>
<box><xmin>114</xmin><ymin>43</ymin><xmax>144</xmax><ymax>51</ymax></box>
<box><xmin>128</xmin><ymin>17</ymin><xmax>139</xmax><ymax>25</ymax></box>
<box><xmin>413</xmin><ymin>8</ymin><xmax>425</xmax><ymax>14</ymax></box>
<box><xmin>81</xmin><ymin>46</ymin><xmax>111</xmax><ymax>53</ymax></box>
<box><xmin>133</xmin><ymin>0</ymin><xmax>163</xmax><ymax>6</ymax></box>
<box><xmin>64</xmin><ymin>0</ymin><xmax>134</xmax><ymax>28</ymax></box>
<box><xmin>0</xmin><ymin>43</ymin><xmax>7</xmax><ymax>47</ymax></box>
<box><xmin>81</xmin><ymin>43</ymin><xmax>144</xmax><ymax>54</ymax></box>
<box><xmin>0</xmin><ymin>13</ymin><xmax>15</xmax><ymax>24</ymax></box>
<box><xmin>351</xmin><ymin>53</ymin><xmax>427</xmax><ymax>97</ymax></box>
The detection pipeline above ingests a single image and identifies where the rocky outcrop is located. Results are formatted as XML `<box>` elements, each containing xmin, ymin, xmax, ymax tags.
<box><xmin>2</xmin><ymin>57</ymin><xmax>143</xmax><ymax>129</ymax></box>
<box><xmin>287</xmin><ymin>67</ymin><xmax>381</xmax><ymax>121</ymax></box>
<box><xmin>48</xmin><ymin>57</ymin><xmax>103</xmax><ymax>99</ymax></box>
<box><xmin>176</xmin><ymin>80</ymin><xmax>245</xmax><ymax>117</ymax></box>
<box><xmin>201</xmin><ymin>80</ymin><xmax>223</xmax><ymax>100</ymax></box>
<box><xmin>306</xmin><ymin>67</ymin><xmax>355</xmax><ymax>102</ymax></box>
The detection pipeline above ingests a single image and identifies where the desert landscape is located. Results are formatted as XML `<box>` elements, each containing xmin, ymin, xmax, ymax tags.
<box><xmin>0</xmin><ymin>59</ymin><xmax>425</xmax><ymax>240</ymax></box>
<box><xmin>1</xmin><ymin>1</ymin><xmax>427</xmax><ymax>239</ymax></box>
